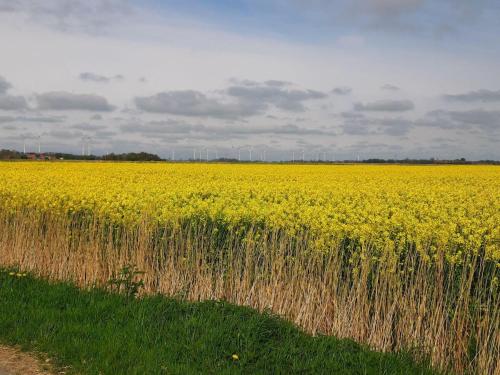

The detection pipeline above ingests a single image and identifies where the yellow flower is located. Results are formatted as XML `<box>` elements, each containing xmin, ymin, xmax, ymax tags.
<box><xmin>9</xmin><ymin>272</ymin><xmax>15</xmax><ymax>276</ymax></box>
<box><xmin>231</xmin><ymin>354</ymin><xmax>239</xmax><ymax>361</ymax></box>
<box><xmin>0</xmin><ymin>162</ymin><xmax>498</xmax><ymax>265</ymax></box>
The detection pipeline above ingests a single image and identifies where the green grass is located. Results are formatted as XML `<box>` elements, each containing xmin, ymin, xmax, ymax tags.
<box><xmin>0</xmin><ymin>270</ymin><xmax>438</xmax><ymax>375</ymax></box>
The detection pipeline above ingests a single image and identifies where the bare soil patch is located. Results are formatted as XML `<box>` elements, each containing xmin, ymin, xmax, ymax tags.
<box><xmin>0</xmin><ymin>345</ymin><xmax>53</xmax><ymax>375</ymax></box>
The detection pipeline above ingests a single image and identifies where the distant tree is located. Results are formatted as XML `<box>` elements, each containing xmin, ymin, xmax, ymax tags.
<box><xmin>103</xmin><ymin>152</ymin><xmax>162</xmax><ymax>161</ymax></box>
<box><xmin>0</xmin><ymin>149</ymin><xmax>26</xmax><ymax>160</ymax></box>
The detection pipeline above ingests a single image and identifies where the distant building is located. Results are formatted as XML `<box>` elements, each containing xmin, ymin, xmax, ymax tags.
<box><xmin>24</xmin><ymin>153</ymin><xmax>55</xmax><ymax>161</ymax></box>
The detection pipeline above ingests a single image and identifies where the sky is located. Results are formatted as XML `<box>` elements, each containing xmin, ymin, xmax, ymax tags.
<box><xmin>0</xmin><ymin>0</ymin><xmax>499</xmax><ymax>160</ymax></box>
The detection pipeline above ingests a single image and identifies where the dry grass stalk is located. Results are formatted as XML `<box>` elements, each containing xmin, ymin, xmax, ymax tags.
<box><xmin>0</xmin><ymin>210</ymin><xmax>498</xmax><ymax>375</ymax></box>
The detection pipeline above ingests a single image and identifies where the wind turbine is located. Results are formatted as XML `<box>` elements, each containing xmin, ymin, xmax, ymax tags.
<box><xmin>81</xmin><ymin>136</ymin><xmax>87</xmax><ymax>156</ymax></box>
<box><xmin>36</xmin><ymin>135</ymin><xmax>41</xmax><ymax>154</ymax></box>
<box><xmin>249</xmin><ymin>146</ymin><xmax>253</xmax><ymax>161</ymax></box>
<box><xmin>87</xmin><ymin>137</ymin><xmax>92</xmax><ymax>156</ymax></box>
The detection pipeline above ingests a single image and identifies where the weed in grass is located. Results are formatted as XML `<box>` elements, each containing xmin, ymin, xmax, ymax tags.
<box><xmin>107</xmin><ymin>264</ymin><xmax>145</xmax><ymax>298</ymax></box>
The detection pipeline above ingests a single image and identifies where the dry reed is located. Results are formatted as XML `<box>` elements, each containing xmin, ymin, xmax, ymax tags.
<box><xmin>0</xmin><ymin>210</ymin><xmax>498</xmax><ymax>374</ymax></box>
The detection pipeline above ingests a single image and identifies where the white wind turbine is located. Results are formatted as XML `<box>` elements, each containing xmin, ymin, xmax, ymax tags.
<box><xmin>81</xmin><ymin>136</ymin><xmax>87</xmax><ymax>156</ymax></box>
<box><xmin>87</xmin><ymin>137</ymin><xmax>93</xmax><ymax>156</ymax></box>
<box><xmin>36</xmin><ymin>135</ymin><xmax>41</xmax><ymax>154</ymax></box>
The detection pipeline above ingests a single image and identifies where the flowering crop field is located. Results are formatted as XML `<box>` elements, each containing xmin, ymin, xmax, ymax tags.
<box><xmin>0</xmin><ymin>162</ymin><xmax>498</xmax><ymax>374</ymax></box>
<box><xmin>0</xmin><ymin>162</ymin><xmax>498</xmax><ymax>262</ymax></box>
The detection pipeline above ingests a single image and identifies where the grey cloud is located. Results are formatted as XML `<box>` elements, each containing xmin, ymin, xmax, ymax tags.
<box><xmin>121</xmin><ymin>119</ymin><xmax>206</xmax><ymax>135</ymax></box>
<box><xmin>0</xmin><ymin>0</ymin><xmax>132</xmax><ymax>34</ymax></box>
<box><xmin>444</xmin><ymin>89</ymin><xmax>500</xmax><ymax>102</ymax></box>
<box><xmin>269</xmin><ymin>124</ymin><xmax>332</xmax><ymax>135</ymax></box>
<box><xmin>37</xmin><ymin>91</ymin><xmax>115</xmax><ymax>111</ymax></box>
<box><xmin>281</xmin><ymin>0</ymin><xmax>425</xmax><ymax>32</ymax></box>
<box><xmin>376</xmin><ymin>118</ymin><xmax>413</xmax><ymax>136</ymax></box>
<box><xmin>276</xmin><ymin>0</ymin><xmax>496</xmax><ymax>36</ymax></box>
<box><xmin>135</xmin><ymin>81</ymin><xmax>327</xmax><ymax>118</ymax></box>
<box><xmin>226</xmin><ymin>83</ymin><xmax>327</xmax><ymax>112</ymax></box>
<box><xmin>90</xmin><ymin>114</ymin><xmax>103</xmax><ymax>120</ymax></box>
<box><xmin>79</xmin><ymin>72</ymin><xmax>124</xmax><ymax>83</ymax></box>
<box><xmin>94</xmin><ymin>130</ymin><xmax>116</xmax><ymax>138</ymax></box>
<box><xmin>362</xmin><ymin>0</ymin><xmax>424</xmax><ymax>16</ymax></box>
<box><xmin>120</xmin><ymin>117</ymin><xmax>334</xmax><ymax>140</ymax></box>
<box><xmin>0</xmin><ymin>115</ymin><xmax>64</xmax><ymax>123</ymax></box>
<box><xmin>228</xmin><ymin>78</ymin><xmax>260</xmax><ymax>86</ymax></box>
<box><xmin>135</xmin><ymin>90</ymin><xmax>259</xmax><ymax>119</ymax></box>
<box><xmin>332</xmin><ymin>87</ymin><xmax>352</xmax><ymax>95</ymax></box>
<box><xmin>0</xmin><ymin>75</ymin><xmax>12</xmax><ymax>94</ymax></box>
<box><xmin>0</xmin><ymin>95</ymin><xmax>29</xmax><ymax>110</ymax></box>
<box><xmin>188</xmin><ymin>125</ymin><xmax>334</xmax><ymax>141</ymax></box>
<box><xmin>341</xmin><ymin>112</ymin><xmax>413</xmax><ymax>136</ymax></box>
<box><xmin>0</xmin><ymin>116</ymin><xmax>16</xmax><ymax>123</ymax></box>
<box><xmin>381</xmin><ymin>84</ymin><xmax>400</xmax><ymax>91</ymax></box>
<box><xmin>354</xmin><ymin>100</ymin><xmax>414</xmax><ymax>112</ymax></box>
<box><xmin>448</xmin><ymin>109</ymin><xmax>500</xmax><ymax>130</ymax></box>
<box><xmin>416</xmin><ymin>110</ymin><xmax>460</xmax><ymax>129</ymax></box>
<box><xmin>71</xmin><ymin>123</ymin><xmax>108</xmax><ymax>131</ymax></box>
<box><xmin>222</xmin><ymin>124</ymin><xmax>332</xmax><ymax>136</ymax></box>
<box><xmin>417</xmin><ymin>109</ymin><xmax>500</xmax><ymax>133</ymax></box>
<box><xmin>264</xmin><ymin>80</ymin><xmax>292</xmax><ymax>87</ymax></box>
<box><xmin>340</xmin><ymin>111</ymin><xmax>365</xmax><ymax>119</ymax></box>
<box><xmin>48</xmin><ymin>129</ymin><xmax>83</xmax><ymax>139</ymax></box>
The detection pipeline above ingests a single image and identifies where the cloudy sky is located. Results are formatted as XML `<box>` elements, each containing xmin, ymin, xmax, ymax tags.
<box><xmin>1</xmin><ymin>0</ymin><xmax>499</xmax><ymax>160</ymax></box>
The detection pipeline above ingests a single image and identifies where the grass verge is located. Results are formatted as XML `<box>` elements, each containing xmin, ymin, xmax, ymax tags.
<box><xmin>0</xmin><ymin>269</ymin><xmax>438</xmax><ymax>374</ymax></box>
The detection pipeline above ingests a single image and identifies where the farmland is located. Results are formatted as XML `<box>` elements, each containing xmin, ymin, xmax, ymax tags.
<box><xmin>0</xmin><ymin>162</ymin><xmax>498</xmax><ymax>374</ymax></box>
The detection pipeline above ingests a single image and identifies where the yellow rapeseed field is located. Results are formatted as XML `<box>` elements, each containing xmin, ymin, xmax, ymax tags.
<box><xmin>0</xmin><ymin>162</ymin><xmax>498</xmax><ymax>263</ymax></box>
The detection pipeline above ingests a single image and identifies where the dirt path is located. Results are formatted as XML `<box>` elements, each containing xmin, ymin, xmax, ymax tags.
<box><xmin>0</xmin><ymin>345</ymin><xmax>53</xmax><ymax>375</ymax></box>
